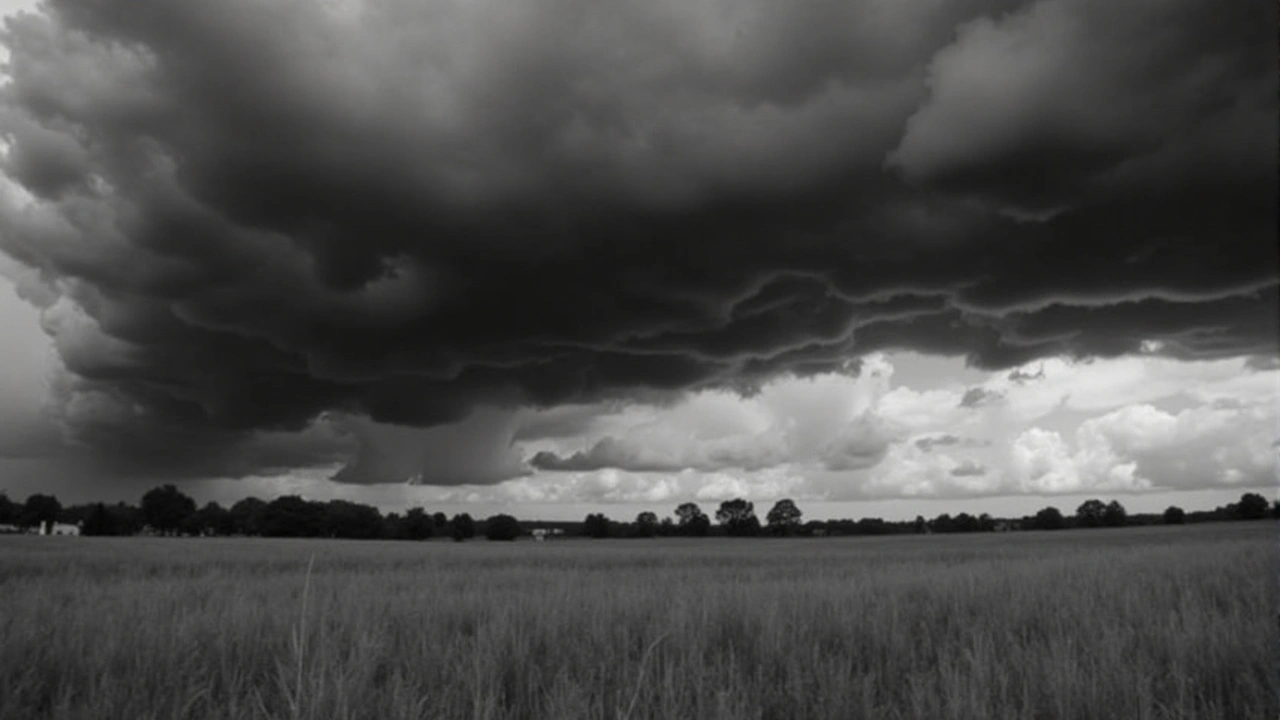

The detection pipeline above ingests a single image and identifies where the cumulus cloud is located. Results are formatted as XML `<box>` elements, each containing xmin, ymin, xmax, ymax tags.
<box><xmin>528</xmin><ymin>362</ymin><xmax>893</xmax><ymax>474</ymax></box>
<box><xmin>518</xmin><ymin>353</ymin><xmax>1278</xmax><ymax>501</ymax></box>
<box><xmin>0</xmin><ymin>0</ymin><xmax>1273</xmax><ymax>482</ymax></box>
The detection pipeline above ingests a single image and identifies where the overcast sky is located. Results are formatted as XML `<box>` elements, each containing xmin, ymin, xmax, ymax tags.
<box><xmin>0</xmin><ymin>0</ymin><xmax>1275</xmax><ymax>521</ymax></box>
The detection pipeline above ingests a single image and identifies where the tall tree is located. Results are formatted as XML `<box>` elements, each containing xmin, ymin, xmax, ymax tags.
<box><xmin>1102</xmin><ymin>500</ymin><xmax>1127</xmax><ymax>527</ymax></box>
<box><xmin>22</xmin><ymin>494</ymin><xmax>62</xmax><ymax>531</ymax></box>
<box><xmin>931</xmin><ymin>513</ymin><xmax>954</xmax><ymax>533</ymax></box>
<box><xmin>484</xmin><ymin>514</ymin><xmax>522</xmax><ymax>541</ymax></box>
<box><xmin>1075</xmin><ymin>499</ymin><xmax>1106</xmax><ymax>528</ymax></box>
<box><xmin>450</xmin><ymin>513</ymin><xmax>475</xmax><ymax>541</ymax></box>
<box><xmin>674</xmin><ymin>502</ymin><xmax>710</xmax><ymax>537</ymax></box>
<box><xmin>228</xmin><ymin>497</ymin><xmax>267</xmax><ymax>535</ymax></box>
<box><xmin>323</xmin><ymin>500</ymin><xmax>384</xmax><ymax>539</ymax></box>
<box><xmin>402</xmin><ymin>507</ymin><xmax>434</xmax><ymax>540</ymax></box>
<box><xmin>1032</xmin><ymin>506</ymin><xmax>1066</xmax><ymax>530</ymax></box>
<box><xmin>634</xmin><ymin>511</ymin><xmax>658</xmax><ymax>538</ymax></box>
<box><xmin>190</xmin><ymin>502</ymin><xmax>234</xmax><ymax>536</ymax></box>
<box><xmin>141</xmin><ymin>485</ymin><xmax>196</xmax><ymax>535</ymax></box>
<box><xmin>765</xmin><ymin>499</ymin><xmax>802</xmax><ymax>535</ymax></box>
<box><xmin>1162</xmin><ymin>506</ymin><xmax>1186</xmax><ymax>525</ymax></box>
<box><xmin>582</xmin><ymin>513</ymin><xmax>612</xmax><ymax>538</ymax></box>
<box><xmin>716</xmin><ymin>498</ymin><xmax>759</xmax><ymax>537</ymax></box>
<box><xmin>1237</xmin><ymin>492</ymin><xmax>1269</xmax><ymax>520</ymax></box>
<box><xmin>261</xmin><ymin>495</ymin><xmax>324</xmax><ymax>537</ymax></box>
<box><xmin>913</xmin><ymin>515</ymin><xmax>928</xmax><ymax>534</ymax></box>
<box><xmin>0</xmin><ymin>493</ymin><xmax>17</xmax><ymax>525</ymax></box>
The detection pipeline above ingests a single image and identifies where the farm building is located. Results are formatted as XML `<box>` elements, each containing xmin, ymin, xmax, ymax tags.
<box><xmin>38</xmin><ymin>521</ymin><xmax>81</xmax><ymax>536</ymax></box>
<box><xmin>531</xmin><ymin>528</ymin><xmax>565</xmax><ymax>542</ymax></box>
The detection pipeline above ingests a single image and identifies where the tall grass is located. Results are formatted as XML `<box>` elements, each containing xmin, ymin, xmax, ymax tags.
<box><xmin>0</xmin><ymin>523</ymin><xmax>1274</xmax><ymax>719</ymax></box>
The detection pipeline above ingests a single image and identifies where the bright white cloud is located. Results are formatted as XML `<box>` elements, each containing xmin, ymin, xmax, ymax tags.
<box><xmin>511</xmin><ymin>352</ymin><xmax>1279</xmax><ymax>503</ymax></box>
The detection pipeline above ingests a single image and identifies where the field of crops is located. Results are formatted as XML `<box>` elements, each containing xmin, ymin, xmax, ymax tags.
<box><xmin>0</xmin><ymin>522</ymin><xmax>1273</xmax><ymax>720</ymax></box>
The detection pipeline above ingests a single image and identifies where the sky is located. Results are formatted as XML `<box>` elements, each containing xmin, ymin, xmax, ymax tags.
<box><xmin>0</xmin><ymin>0</ymin><xmax>1275</xmax><ymax>522</ymax></box>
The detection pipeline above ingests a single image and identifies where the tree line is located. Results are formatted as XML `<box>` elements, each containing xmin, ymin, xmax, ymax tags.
<box><xmin>0</xmin><ymin>487</ymin><xmax>1273</xmax><ymax>541</ymax></box>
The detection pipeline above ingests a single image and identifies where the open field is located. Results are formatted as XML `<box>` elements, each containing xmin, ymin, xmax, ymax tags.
<box><xmin>0</xmin><ymin>523</ymin><xmax>1274</xmax><ymax>720</ymax></box>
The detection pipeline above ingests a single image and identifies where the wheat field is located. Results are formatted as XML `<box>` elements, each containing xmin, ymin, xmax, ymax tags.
<box><xmin>0</xmin><ymin>522</ymin><xmax>1274</xmax><ymax>720</ymax></box>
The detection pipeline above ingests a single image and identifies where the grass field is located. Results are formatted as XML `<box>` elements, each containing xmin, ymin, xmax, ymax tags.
<box><xmin>0</xmin><ymin>522</ymin><xmax>1274</xmax><ymax>720</ymax></box>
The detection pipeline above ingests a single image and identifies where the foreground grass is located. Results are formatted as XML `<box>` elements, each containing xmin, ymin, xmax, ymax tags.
<box><xmin>0</xmin><ymin>523</ymin><xmax>1274</xmax><ymax>720</ymax></box>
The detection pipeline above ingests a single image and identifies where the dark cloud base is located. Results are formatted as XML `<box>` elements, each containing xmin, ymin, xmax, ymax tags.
<box><xmin>0</xmin><ymin>0</ymin><xmax>1275</xmax><ymax>482</ymax></box>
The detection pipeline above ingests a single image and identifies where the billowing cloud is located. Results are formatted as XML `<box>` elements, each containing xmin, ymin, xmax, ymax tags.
<box><xmin>517</xmin><ymin>353</ymin><xmax>1277</xmax><ymax>501</ymax></box>
<box><xmin>527</xmin><ymin>362</ymin><xmax>893</xmax><ymax>474</ymax></box>
<box><xmin>0</xmin><ymin>0</ymin><xmax>1273</xmax><ymax>482</ymax></box>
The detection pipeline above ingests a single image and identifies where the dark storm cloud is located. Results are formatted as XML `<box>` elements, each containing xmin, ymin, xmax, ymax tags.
<box><xmin>0</xmin><ymin>0</ymin><xmax>1274</xmax><ymax>482</ymax></box>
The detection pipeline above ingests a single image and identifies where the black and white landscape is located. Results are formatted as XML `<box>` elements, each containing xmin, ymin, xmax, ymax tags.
<box><xmin>0</xmin><ymin>1</ymin><xmax>1275</xmax><ymax>718</ymax></box>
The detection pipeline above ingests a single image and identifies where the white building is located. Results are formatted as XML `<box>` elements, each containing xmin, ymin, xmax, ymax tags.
<box><xmin>38</xmin><ymin>521</ymin><xmax>81</xmax><ymax>536</ymax></box>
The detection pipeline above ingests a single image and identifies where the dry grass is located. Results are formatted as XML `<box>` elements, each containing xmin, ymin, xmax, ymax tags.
<box><xmin>0</xmin><ymin>522</ymin><xmax>1274</xmax><ymax>720</ymax></box>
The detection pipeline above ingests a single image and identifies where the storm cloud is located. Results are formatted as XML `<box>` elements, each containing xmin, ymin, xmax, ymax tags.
<box><xmin>0</xmin><ymin>0</ymin><xmax>1274</xmax><ymax>482</ymax></box>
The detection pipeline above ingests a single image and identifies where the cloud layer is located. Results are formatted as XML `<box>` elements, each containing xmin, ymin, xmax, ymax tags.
<box><xmin>495</xmin><ymin>354</ymin><xmax>1280</xmax><ymax>503</ymax></box>
<box><xmin>0</xmin><ymin>0</ymin><xmax>1274</xmax><ymax>482</ymax></box>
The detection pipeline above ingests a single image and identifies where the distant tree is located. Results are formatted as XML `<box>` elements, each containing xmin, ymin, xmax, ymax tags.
<box><xmin>141</xmin><ymin>485</ymin><xmax>196</xmax><ymax>535</ymax></box>
<box><xmin>931</xmin><ymin>513</ymin><xmax>954</xmax><ymax>533</ymax></box>
<box><xmin>953</xmin><ymin>512</ymin><xmax>982</xmax><ymax>533</ymax></box>
<box><xmin>854</xmin><ymin>517</ymin><xmax>892</xmax><ymax>535</ymax></box>
<box><xmin>716</xmin><ymin>498</ymin><xmax>759</xmax><ymax>537</ymax></box>
<box><xmin>179</xmin><ymin>511</ymin><xmax>203</xmax><ymax>537</ymax></box>
<box><xmin>485</xmin><ymin>514</ymin><xmax>522</xmax><ymax>541</ymax></box>
<box><xmin>1272</xmin><ymin>501</ymin><xmax>1280</xmax><ymax>520</ymax></box>
<box><xmin>432</xmin><ymin>512</ymin><xmax>449</xmax><ymax>529</ymax></box>
<box><xmin>659</xmin><ymin>517</ymin><xmax>676</xmax><ymax>536</ymax></box>
<box><xmin>913</xmin><ymin>515</ymin><xmax>928</xmax><ymax>534</ymax></box>
<box><xmin>106</xmin><ymin>503</ymin><xmax>144</xmax><ymax>535</ymax></box>
<box><xmin>0</xmin><ymin>493</ymin><xmax>17</xmax><ymax>525</ymax></box>
<box><xmin>261</xmin><ymin>495</ymin><xmax>325</xmax><ymax>537</ymax></box>
<box><xmin>1032</xmin><ymin>506</ymin><xmax>1066</xmax><ymax>530</ymax></box>
<box><xmin>1102</xmin><ymin>500</ymin><xmax>1127</xmax><ymax>527</ymax></box>
<box><xmin>450</xmin><ymin>513</ymin><xmax>475</xmax><ymax>541</ymax></box>
<box><xmin>582</xmin><ymin>513</ymin><xmax>612</xmax><ymax>538</ymax></box>
<box><xmin>978</xmin><ymin>513</ymin><xmax>996</xmax><ymax>532</ymax></box>
<box><xmin>81</xmin><ymin>503</ymin><xmax>116</xmax><ymax>536</ymax></box>
<box><xmin>402</xmin><ymin>507</ymin><xmax>434</xmax><ymax>540</ymax></box>
<box><xmin>1076</xmin><ymin>499</ymin><xmax>1106</xmax><ymax>528</ymax></box>
<box><xmin>765</xmin><ymin>499</ymin><xmax>802</xmax><ymax>535</ymax></box>
<box><xmin>186</xmin><ymin>502</ymin><xmax>234</xmax><ymax>536</ymax></box>
<box><xmin>319</xmin><ymin>500</ymin><xmax>383</xmax><ymax>539</ymax></box>
<box><xmin>229</xmin><ymin>497</ymin><xmax>267</xmax><ymax>535</ymax></box>
<box><xmin>1237</xmin><ymin>492</ymin><xmax>1269</xmax><ymax>521</ymax></box>
<box><xmin>634</xmin><ymin>511</ymin><xmax>659</xmax><ymax>538</ymax></box>
<box><xmin>1162</xmin><ymin>506</ymin><xmax>1186</xmax><ymax>525</ymax></box>
<box><xmin>674</xmin><ymin>502</ymin><xmax>710</xmax><ymax>537</ymax></box>
<box><xmin>382</xmin><ymin>512</ymin><xmax>407</xmax><ymax>540</ymax></box>
<box><xmin>22</xmin><ymin>493</ymin><xmax>62</xmax><ymax>531</ymax></box>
